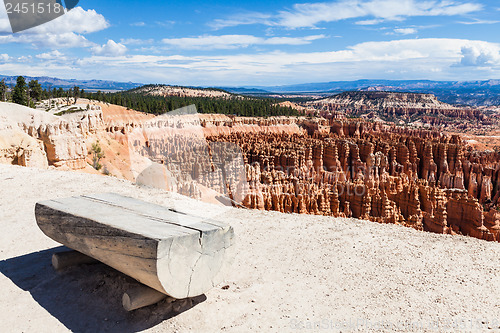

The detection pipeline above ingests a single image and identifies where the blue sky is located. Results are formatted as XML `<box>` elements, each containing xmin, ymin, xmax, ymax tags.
<box><xmin>1</xmin><ymin>0</ymin><xmax>500</xmax><ymax>86</ymax></box>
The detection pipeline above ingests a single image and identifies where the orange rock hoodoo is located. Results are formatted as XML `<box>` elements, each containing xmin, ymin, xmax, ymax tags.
<box><xmin>202</xmin><ymin>119</ymin><xmax>500</xmax><ymax>242</ymax></box>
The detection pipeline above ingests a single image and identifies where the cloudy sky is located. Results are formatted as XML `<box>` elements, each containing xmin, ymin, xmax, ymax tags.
<box><xmin>1</xmin><ymin>0</ymin><xmax>500</xmax><ymax>86</ymax></box>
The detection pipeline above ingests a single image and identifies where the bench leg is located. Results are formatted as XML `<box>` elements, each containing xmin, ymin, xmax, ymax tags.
<box><xmin>122</xmin><ymin>284</ymin><xmax>172</xmax><ymax>311</ymax></box>
<box><xmin>52</xmin><ymin>250</ymin><xmax>99</xmax><ymax>270</ymax></box>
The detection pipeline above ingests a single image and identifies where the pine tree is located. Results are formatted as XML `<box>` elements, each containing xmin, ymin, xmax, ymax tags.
<box><xmin>12</xmin><ymin>76</ymin><xmax>27</xmax><ymax>106</ymax></box>
<box><xmin>28</xmin><ymin>79</ymin><xmax>42</xmax><ymax>102</ymax></box>
<box><xmin>0</xmin><ymin>79</ymin><xmax>6</xmax><ymax>102</ymax></box>
<box><xmin>73</xmin><ymin>86</ymin><xmax>80</xmax><ymax>104</ymax></box>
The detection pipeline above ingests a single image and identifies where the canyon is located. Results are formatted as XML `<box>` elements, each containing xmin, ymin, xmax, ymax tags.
<box><xmin>1</xmin><ymin>94</ymin><xmax>499</xmax><ymax>244</ymax></box>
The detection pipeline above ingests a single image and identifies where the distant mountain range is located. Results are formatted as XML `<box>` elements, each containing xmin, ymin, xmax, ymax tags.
<box><xmin>222</xmin><ymin>79</ymin><xmax>500</xmax><ymax>106</ymax></box>
<box><xmin>229</xmin><ymin>79</ymin><xmax>500</xmax><ymax>93</ymax></box>
<box><xmin>0</xmin><ymin>75</ymin><xmax>142</xmax><ymax>91</ymax></box>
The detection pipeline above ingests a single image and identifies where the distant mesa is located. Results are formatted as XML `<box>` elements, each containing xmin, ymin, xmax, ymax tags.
<box><xmin>236</xmin><ymin>79</ymin><xmax>500</xmax><ymax>107</ymax></box>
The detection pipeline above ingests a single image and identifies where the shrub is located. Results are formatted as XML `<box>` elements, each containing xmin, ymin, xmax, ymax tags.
<box><xmin>91</xmin><ymin>141</ymin><xmax>105</xmax><ymax>170</ymax></box>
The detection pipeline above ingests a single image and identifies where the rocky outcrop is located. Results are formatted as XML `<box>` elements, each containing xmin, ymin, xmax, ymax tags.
<box><xmin>135</xmin><ymin>85</ymin><xmax>235</xmax><ymax>99</ymax></box>
<box><xmin>121</xmin><ymin>113</ymin><xmax>302</xmax><ymax>204</ymax></box>
<box><xmin>35</xmin><ymin>109</ymin><xmax>104</xmax><ymax>168</ymax></box>
<box><xmin>0</xmin><ymin>102</ymin><xmax>105</xmax><ymax>169</ymax></box>
<box><xmin>0</xmin><ymin>130</ymin><xmax>49</xmax><ymax>168</ymax></box>
<box><xmin>308</xmin><ymin>91</ymin><xmax>488</xmax><ymax>126</ymax></box>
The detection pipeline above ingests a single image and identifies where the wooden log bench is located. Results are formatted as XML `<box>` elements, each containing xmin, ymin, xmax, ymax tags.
<box><xmin>35</xmin><ymin>193</ymin><xmax>235</xmax><ymax>311</ymax></box>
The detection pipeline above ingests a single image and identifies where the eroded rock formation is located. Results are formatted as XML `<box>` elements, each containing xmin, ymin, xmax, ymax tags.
<box><xmin>307</xmin><ymin>91</ymin><xmax>489</xmax><ymax>127</ymax></box>
<box><xmin>0</xmin><ymin>102</ymin><xmax>104</xmax><ymax>169</ymax></box>
<box><xmin>201</xmin><ymin>119</ymin><xmax>500</xmax><ymax>242</ymax></box>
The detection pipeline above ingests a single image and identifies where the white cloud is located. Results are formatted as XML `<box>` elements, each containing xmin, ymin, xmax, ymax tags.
<box><xmin>278</xmin><ymin>0</ymin><xmax>482</xmax><ymax>28</ymax></box>
<box><xmin>458</xmin><ymin>18</ymin><xmax>500</xmax><ymax>25</ymax></box>
<box><xmin>0</xmin><ymin>0</ymin><xmax>12</xmax><ymax>33</ymax></box>
<box><xmin>393</xmin><ymin>27</ymin><xmax>418</xmax><ymax>35</ymax></box>
<box><xmin>4</xmin><ymin>38</ymin><xmax>500</xmax><ymax>85</ymax></box>
<box><xmin>36</xmin><ymin>50</ymin><xmax>65</xmax><ymax>60</ymax></box>
<box><xmin>92</xmin><ymin>40</ymin><xmax>128</xmax><ymax>56</ymax></box>
<box><xmin>0</xmin><ymin>53</ymin><xmax>8</xmax><ymax>62</ymax></box>
<box><xmin>130</xmin><ymin>22</ymin><xmax>146</xmax><ymax>27</ymax></box>
<box><xmin>161</xmin><ymin>34</ymin><xmax>326</xmax><ymax>50</ymax></box>
<box><xmin>265</xmin><ymin>35</ymin><xmax>326</xmax><ymax>45</ymax></box>
<box><xmin>211</xmin><ymin>0</ymin><xmax>482</xmax><ymax>29</ymax></box>
<box><xmin>355</xmin><ymin>19</ymin><xmax>385</xmax><ymax>25</ymax></box>
<box><xmin>156</xmin><ymin>20</ymin><xmax>176</xmax><ymax>27</ymax></box>
<box><xmin>0</xmin><ymin>31</ymin><xmax>92</xmax><ymax>48</ymax></box>
<box><xmin>63</xmin><ymin>38</ymin><xmax>500</xmax><ymax>85</ymax></box>
<box><xmin>459</xmin><ymin>45</ymin><xmax>500</xmax><ymax>67</ymax></box>
<box><xmin>17</xmin><ymin>55</ymin><xmax>32</xmax><ymax>62</ymax></box>
<box><xmin>31</xmin><ymin>7</ymin><xmax>108</xmax><ymax>34</ymax></box>
<box><xmin>209</xmin><ymin>12</ymin><xmax>273</xmax><ymax>29</ymax></box>
<box><xmin>120</xmin><ymin>38</ymin><xmax>154</xmax><ymax>45</ymax></box>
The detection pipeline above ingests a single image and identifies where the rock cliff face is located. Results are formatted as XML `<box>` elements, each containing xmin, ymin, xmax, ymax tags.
<box><xmin>119</xmin><ymin>112</ymin><xmax>303</xmax><ymax>203</ymax></box>
<box><xmin>0</xmin><ymin>102</ymin><xmax>105</xmax><ymax>169</ymax></box>
<box><xmin>308</xmin><ymin>91</ymin><xmax>487</xmax><ymax>124</ymax></box>
<box><xmin>37</xmin><ymin>110</ymin><xmax>104</xmax><ymax>168</ymax></box>
<box><xmin>0</xmin><ymin>130</ymin><xmax>49</xmax><ymax>168</ymax></box>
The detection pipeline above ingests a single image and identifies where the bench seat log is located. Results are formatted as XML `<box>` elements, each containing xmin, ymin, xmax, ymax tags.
<box><xmin>35</xmin><ymin>193</ymin><xmax>235</xmax><ymax>299</ymax></box>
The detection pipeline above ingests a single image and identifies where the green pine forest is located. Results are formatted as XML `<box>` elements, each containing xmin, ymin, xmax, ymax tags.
<box><xmin>84</xmin><ymin>85</ymin><xmax>299</xmax><ymax>117</ymax></box>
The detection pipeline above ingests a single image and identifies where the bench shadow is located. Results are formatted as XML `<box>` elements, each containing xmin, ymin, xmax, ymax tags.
<box><xmin>0</xmin><ymin>246</ymin><xmax>206</xmax><ymax>333</ymax></box>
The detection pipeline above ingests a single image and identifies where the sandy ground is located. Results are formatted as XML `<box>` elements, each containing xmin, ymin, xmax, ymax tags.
<box><xmin>1</xmin><ymin>164</ymin><xmax>500</xmax><ymax>333</ymax></box>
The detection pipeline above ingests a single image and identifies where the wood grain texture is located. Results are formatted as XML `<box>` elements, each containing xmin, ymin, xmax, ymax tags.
<box><xmin>35</xmin><ymin>193</ymin><xmax>235</xmax><ymax>298</ymax></box>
